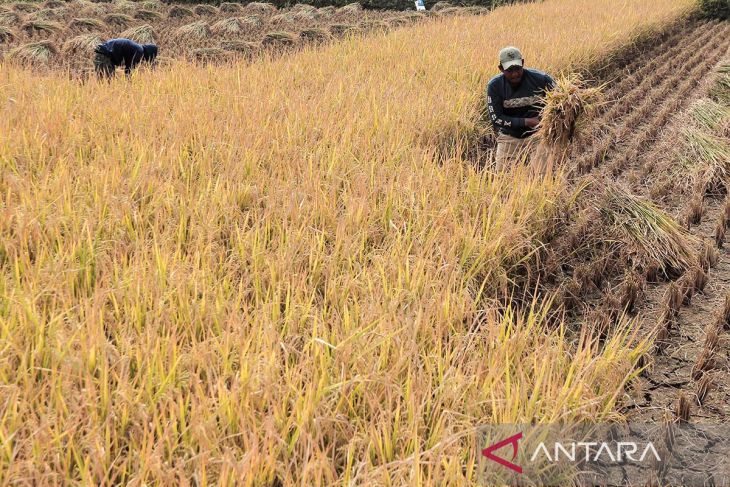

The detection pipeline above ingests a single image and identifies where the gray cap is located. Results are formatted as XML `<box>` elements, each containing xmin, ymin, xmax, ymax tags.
<box><xmin>499</xmin><ymin>46</ymin><xmax>523</xmax><ymax>69</ymax></box>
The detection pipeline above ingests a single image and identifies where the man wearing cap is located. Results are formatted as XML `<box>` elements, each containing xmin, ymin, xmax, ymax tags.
<box><xmin>487</xmin><ymin>46</ymin><xmax>555</xmax><ymax>170</ymax></box>
<box><xmin>94</xmin><ymin>38</ymin><xmax>158</xmax><ymax>78</ymax></box>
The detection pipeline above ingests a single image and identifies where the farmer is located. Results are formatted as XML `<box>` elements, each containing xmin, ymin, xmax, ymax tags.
<box><xmin>94</xmin><ymin>38</ymin><xmax>158</xmax><ymax>78</ymax></box>
<box><xmin>486</xmin><ymin>46</ymin><xmax>555</xmax><ymax>170</ymax></box>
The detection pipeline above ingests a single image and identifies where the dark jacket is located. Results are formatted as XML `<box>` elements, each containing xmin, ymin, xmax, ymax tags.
<box><xmin>95</xmin><ymin>39</ymin><xmax>157</xmax><ymax>75</ymax></box>
<box><xmin>486</xmin><ymin>68</ymin><xmax>555</xmax><ymax>138</ymax></box>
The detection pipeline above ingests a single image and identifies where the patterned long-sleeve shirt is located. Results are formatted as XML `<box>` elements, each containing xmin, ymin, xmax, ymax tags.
<box><xmin>486</xmin><ymin>68</ymin><xmax>555</xmax><ymax>139</ymax></box>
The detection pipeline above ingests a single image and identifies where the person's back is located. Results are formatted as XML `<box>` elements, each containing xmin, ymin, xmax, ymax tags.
<box><xmin>94</xmin><ymin>38</ymin><xmax>158</xmax><ymax>78</ymax></box>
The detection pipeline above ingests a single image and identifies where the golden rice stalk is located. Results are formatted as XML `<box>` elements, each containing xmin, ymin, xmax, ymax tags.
<box><xmin>0</xmin><ymin>25</ymin><xmax>16</xmax><ymax>43</ymax></box>
<box><xmin>69</xmin><ymin>17</ymin><xmax>106</xmax><ymax>32</ymax></box>
<box><xmin>239</xmin><ymin>14</ymin><xmax>264</xmax><ymax>28</ymax></box>
<box><xmin>21</xmin><ymin>20</ymin><xmax>62</xmax><ymax>36</ymax></box>
<box><xmin>242</xmin><ymin>1</ymin><xmax>277</xmax><ymax>15</ymax></box>
<box><xmin>103</xmin><ymin>12</ymin><xmax>133</xmax><ymax>27</ymax></box>
<box><xmin>219</xmin><ymin>2</ymin><xmax>243</xmax><ymax>14</ymax></box>
<box><xmin>168</xmin><ymin>5</ymin><xmax>194</xmax><ymax>18</ymax></box>
<box><xmin>193</xmin><ymin>4</ymin><xmax>218</xmax><ymax>15</ymax></box>
<box><xmin>120</xmin><ymin>24</ymin><xmax>156</xmax><ymax>44</ymax></box>
<box><xmin>601</xmin><ymin>185</ymin><xmax>699</xmax><ymax>276</ymax></box>
<box><xmin>63</xmin><ymin>33</ymin><xmax>103</xmax><ymax>55</ymax></box>
<box><xmin>176</xmin><ymin>21</ymin><xmax>211</xmax><ymax>39</ymax></box>
<box><xmin>220</xmin><ymin>39</ymin><xmax>259</xmax><ymax>55</ymax></box>
<box><xmin>211</xmin><ymin>17</ymin><xmax>243</xmax><ymax>35</ymax></box>
<box><xmin>8</xmin><ymin>40</ymin><xmax>58</xmax><ymax>65</ymax></box>
<box><xmin>13</xmin><ymin>2</ymin><xmax>39</xmax><ymax>13</ymax></box>
<box><xmin>337</xmin><ymin>2</ymin><xmax>362</xmax><ymax>14</ymax></box>
<box><xmin>262</xmin><ymin>30</ymin><xmax>297</xmax><ymax>47</ymax></box>
<box><xmin>134</xmin><ymin>9</ymin><xmax>162</xmax><ymax>21</ymax></box>
<box><xmin>538</xmin><ymin>74</ymin><xmax>603</xmax><ymax>148</ymax></box>
<box><xmin>299</xmin><ymin>27</ymin><xmax>332</xmax><ymax>43</ymax></box>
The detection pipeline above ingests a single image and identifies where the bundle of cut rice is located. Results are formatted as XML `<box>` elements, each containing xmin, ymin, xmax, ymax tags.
<box><xmin>220</xmin><ymin>39</ymin><xmax>259</xmax><ymax>55</ymax></box>
<box><xmin>103</xmin><ymin>12</ymin><xmax>133</xmax><ymax>26</ymax></box>
<box><xmin>242</xmin><ymin>2</ymin><xmax>277</xmax><ymax>15</ymax></box>
<box><xmin>430</xmin><ymin>1</ymin><xmax>452</xmax><ymax>10</ymax></box>
<box><xmin>0</xmin><ymin>25</ymin><xmax>16</xmax><ymax>43</ymax></box>
<box><xmin>13</xmin><ymin>2</ymin><xmax>40</xmax><ymax>13</ymax></box>
<box><xmin>261</xmin><ymin>30</ymin><xmax>297</xmax><ymax>47</ymax></box>
<box><xmin>211</xmin><ymin>17</ymin><xmax>243</xmax><ymax>35</ymax></box>
<box><xmin>239</xmin><ymin>15</ymin><xmax>263</xmax><ymax>28</ymax></box>
<box><xmin>134</xmin><ymin>9</ymin><xmax>162</xmax><ymax>21</ymax></box>
<box><xmin>193</xmin><ymin>4</ymin><xmax>218</xmax><ymax>15</ymax></box>
<box><xmin>44</xmin><ymin>0</ymin><xmax>66</xmax><ymax>8</ymax></box>
<box><xmin>21</xmin><ymin>20</ymin><xmax>63</xmax><ymax>36</ymax></box>
<box><xmin>538</xmin><ymin>74</ymin><xmax>603</xmax><ymax>148</ymax></box>
<box><xmin>219</xmin><ymin>2</ymin><xmax>243</xmax><ymax>13</ymax></box>
<box><xmin>336</xmin><ymin>2</ymin><xmax>362</xmax><ymax>14</ymax></box>
<box><xmin>176</xmin><ymin>20</ymin><xmax>211</xmax><ymax>39</ymax></box>
<box><xmin>299</xmin><ymin>27</ymin><xmax>331</xmax><ymax>42</ymax></box>
<box><xmin>9</xmin><ymin>40</ymin><xmax>58</xmax><ymax>65</ymax></box>
<box><xmin>120</xmin><ymin>24</ymin><xmax>156</xmax><ymax>43</ymax></box>
<box><xmin>0</xmin><ymin>10</ymin><xmax>21</xmax><ymax>24</ymax></box>
<box><xmin>329</xmin><ymin>23</ymin><xmax>355</xmax><ymax>36</ymax></box>
<box><xmin>63</xmin><ymin>33</ymin><xmax>103</xmax><ymax>54</ymax></box>
<box><xmin>168</xmin><ymin>5</ymin><xmax>194</xmax><ymax>18</ymax></box>
<box><xmin>192</xmin><ymin>47</ymin><xmax>229</xmax><ymax>62</ymax></box>
<box><xmin>69</xmin><ymin>17</ymin><xmax>106</xmax><ymax>31</ymax></box>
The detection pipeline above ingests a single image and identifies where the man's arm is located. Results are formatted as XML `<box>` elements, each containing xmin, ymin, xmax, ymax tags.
<box><xmin>487</xmin><ymin>81</ymin><xmax>526</xmax><ymax>131</ymax></box>
<box><xmin>124</xmin><ymin>46</ymin><xmax>144</xmax><ymax>76</ymax></box>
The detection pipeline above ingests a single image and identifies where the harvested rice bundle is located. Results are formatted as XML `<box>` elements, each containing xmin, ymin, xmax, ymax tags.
<box><xmin>103</xmin><ymin>12</ymin><xmax>133</xmax><ymax>27</ymax></box>
<box><xmin>463</xmin><ymin>6</ymin><xmax>490</xmax><ymax>14</ymax></box>
<box><xmin>168</xmin><ymin>5</ymin><xmax>194</xmax><ymax>18</ymax></box>
<box><xmin>193</xmin><ymin>4</ymin><xmax>218</xmax><ymax>15</ymax></box>
<box><xmin>291</xmin><ymin>3</ymin><xmax>317</xmax><ymax>13</ymax></box>
<box><xmin>293</xmin><ymin>9</ymin><xmax>319</xmax><ymax>20</ymax></box>
<box><xmin>430</xmin><ymin>1</ymin><xmax>452</xmax><ymax>11</ymax></box>
<box><xmin>9</xmin><ymin>40</ymin><xmax>58</xmax><ymax>65</ymax></box>
<box><xmin>78</xmin><ymin>3</ymin><xmax>107</xmax><ymax>17</ymax></box>
<box><xmin>43</xmin><ymin>0</ymin><xmax>65</xmax><ymax>8</ymax></box>
<box><xmin>0</xmin><ymin>10</ymin><xmax>22</xmax><ymax>24</ymax></box>
<box><xmin>28</xmin><ymin>8</ymin><xmax>68</xmax><ymax>21</ymax></box>
<box><xmin>299</xmin><ymin>27</ymin><xmax>332</xmax><ymax>42</ymax></box>
<box><xmin>211</xmin><ymin>17</ymin><xmax>243</xmax><ymax>35</ymax></box>
<box><xmin>329</xmin><ymin>23</ymin><xmax>356</xmax><ymax>36</ymax></box>
<box><xmin>270</xmin><ymin>12</ymin><xmax>296</xmax><ymax>24</ymax></box>
<box><xmin>359</xmin><ymin>19</ymin><xmax>390</xmax><ymax>31</ymax></box>
<box><xmin>239</xmin><ymin>15</ymin><xmax>264</xmax><ymax>28</ymax></box>
<box><xmin>63</xmin><ymin>33</ymin><xmax>103</xmax><ymax>54</ymax></box>
<box><xmin>219</xmin><ymin>2</ymin><xmax>243</xmax><ymax>14</ymax></box>
<box><xmin>13</xmin><ymin>2</ymin><xmax>39</xmax><ymax>13</ymax></box>
<box><xmin>113</xmin><ymin>0</ymin><xmax>137</xmax><ymax>13</ymax></box>
<box><xmin>21</xmin><ymin>20</ymin><xmax>63</xmax><ymax>37</ymax></box>
<box><xmin>317</xmin><ymin>5</ymin><xmax>336</xmax><ymax>17</ymax></box>
<box><xmin>134</xmin><ymin>9</ymin><xmax>162</xmax><ymax>21</ymax></box>
<box><xmin>69</xmin><ymin>17</ymin><xmax>106</xmax><ymax>32</ymax></box>
<box><xmin>176</xmin><ymin>21</ymin><xmax>211</xmax><ymax>39</ymax></box>
<box><xmin>242</xmin><ymin>2</ymin><xmax>277</xmax><ymax>15</ymax></box>
<box><xmin>120</xmin><ymin>24</ymin><xmax>156</xmax><ymax>43</ymax></box>
<box><xmin>262</xmin><ymin>30</ymin><xmax>297</xmax><ymax>47</ymax></box>
<box><xmin>220</xmin><ymin>39</ymin><xmax>259</xmax><ymax>54</ymax></box>
<box><xmin>600</xmin><ymin>184</ymin><xmax>699</xmax><ymax>276</ymax></box>
<box><xmin>538</xmin><ymin>74</ymin><xmax>603</xmax><ymax>148</ymax></box>
<box><xmin>192</xmin><ymin>47</ymin><xmax>229</xmax><ymax>62</ymax></box>
<box><xmin>682</xmin><ymin>128</ymin><xmax>730</xmax><ymax>194</ymax></box>
<box><xmin>139</xmin><ymin>1</ymin><xmax>163</xmax><ymax>11</ymax></box>
<box><xmin>337</xmin><ymin>2</ymin><xmax>362</xmax><ymax>14</ymax></box>
<box><xmin>0</xmin><ymin>25</ymin><xmax>16</xmax><ymax>43</ymax></box>
<box><xmin>436</xmin><ymin>7</ymin><xmax>462</xmax><ymax>15</ymax></box>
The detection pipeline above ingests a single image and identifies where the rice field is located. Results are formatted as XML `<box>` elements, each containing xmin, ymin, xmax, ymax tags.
<box><xmin>0</xmin><ymin>0</ymin><xmax>702</xmax><ymax>484</ymax></box>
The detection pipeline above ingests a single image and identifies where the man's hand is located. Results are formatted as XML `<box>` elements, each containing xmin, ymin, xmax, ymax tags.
<box><xmin>524</xmin><ymin>117</ymin><xmax>540</xmax><ymax>128</ymax></box>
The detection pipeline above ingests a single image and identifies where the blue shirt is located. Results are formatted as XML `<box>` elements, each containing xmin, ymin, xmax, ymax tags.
<box><xmin>95</xmin><ymin>38</ymin><xmax>145</xmax><ymax>74</ymax></box>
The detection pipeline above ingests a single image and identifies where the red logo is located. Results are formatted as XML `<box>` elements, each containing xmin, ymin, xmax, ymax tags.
<box><xmin>481</xmin><ymin>432</ymin><xmax>523</xmax><ymax>473</ymax></box>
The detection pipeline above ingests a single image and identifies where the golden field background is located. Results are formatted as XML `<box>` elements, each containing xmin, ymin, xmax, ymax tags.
<box><xmin>0</xmin><ymin>0</ymin><xmax>694</xmax><ymax>484</ymax></box>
